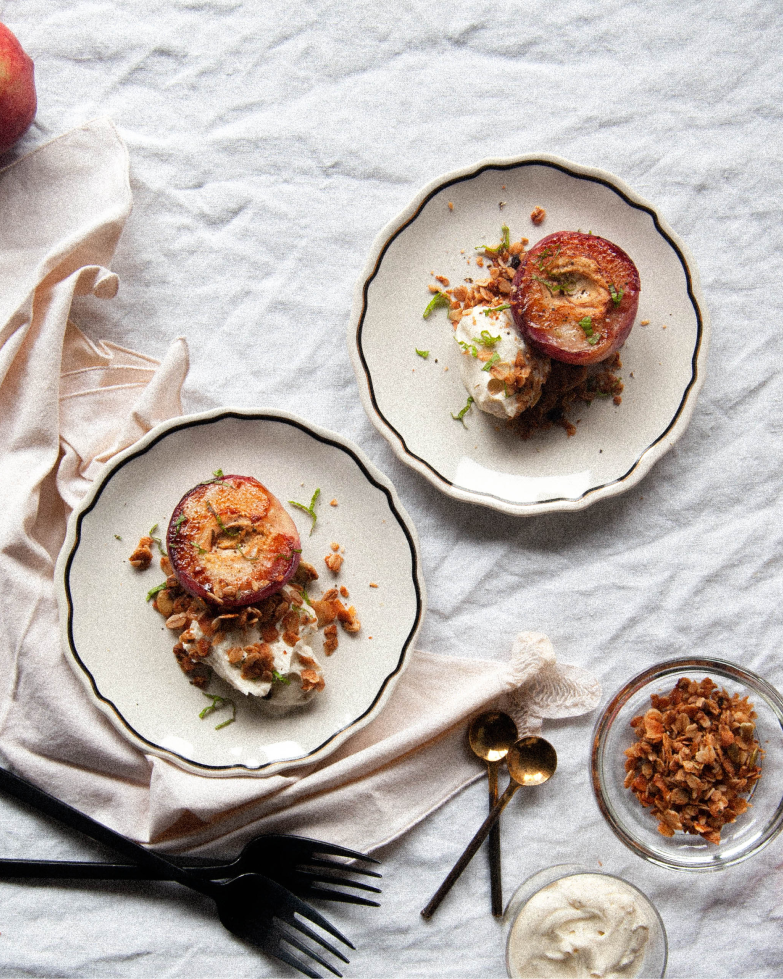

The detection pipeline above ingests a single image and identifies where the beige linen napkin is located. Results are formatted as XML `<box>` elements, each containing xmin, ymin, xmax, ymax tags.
<box><xmin>0</xmin><ymin>120</ymin><xmax>600</xmax><ymax>855</ymax></box>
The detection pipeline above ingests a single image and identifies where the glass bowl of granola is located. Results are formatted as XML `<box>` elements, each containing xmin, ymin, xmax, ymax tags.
<box><xmin>591</xmin><ymin>658</ymin><xmax>783</xmax><ymax>871</ymax></box>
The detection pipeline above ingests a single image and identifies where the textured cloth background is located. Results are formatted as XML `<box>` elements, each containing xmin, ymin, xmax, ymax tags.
<box><xmin>0</xmin><ymin>2</ymin><xmax>781</xmax><ymax>977</ymax></box>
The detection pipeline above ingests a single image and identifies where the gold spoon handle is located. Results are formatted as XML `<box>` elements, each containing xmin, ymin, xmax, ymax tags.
<box><xmin>487</xmin><ymin>759</ymin><xmax>503</xmax><ymax>916</ymax></box>
<box><xmin>421</xmin><ymin>780</ymin><xmax>519</xmax><ymax>920</ymax></box>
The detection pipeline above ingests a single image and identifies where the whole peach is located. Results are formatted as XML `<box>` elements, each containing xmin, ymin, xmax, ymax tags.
<box><xmin>0</xmin><ymin>22</ymin><xmax>36</xmax><ymax>153</ymax></box>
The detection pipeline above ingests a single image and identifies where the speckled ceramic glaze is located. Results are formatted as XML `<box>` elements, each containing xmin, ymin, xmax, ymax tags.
<box><xmin>349</xmin><ymin>155</ymin><xmax>709</xmax><ymax>516</ymax></box>
<box><xmin>56</xmin><ymin>408</ymin><xmax>425</xmax><ymax>776</ymax></box>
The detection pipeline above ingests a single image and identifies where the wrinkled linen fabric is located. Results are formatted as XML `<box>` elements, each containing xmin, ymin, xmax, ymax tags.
<box><xmin>0</xmin><ymin>3</ymin><xmax>781</xmax><ymax>978</ymax></box>
<box><xmin>0</xmin><ymin>121</ymin><xmax>599</xmax><ymax>857</ymax></box>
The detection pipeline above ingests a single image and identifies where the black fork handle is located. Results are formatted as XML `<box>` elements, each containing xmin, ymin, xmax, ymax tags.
<box><xmin>0</xmin><ymin>765</ymin><xmax>213</xmax><ymax>896</ymax></box>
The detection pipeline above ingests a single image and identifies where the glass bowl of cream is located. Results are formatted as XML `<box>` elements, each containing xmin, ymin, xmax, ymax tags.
<box><xmin>504</xmin><ymin>865</ymin><xmax>667</xmax><ymax>979</ymax></box>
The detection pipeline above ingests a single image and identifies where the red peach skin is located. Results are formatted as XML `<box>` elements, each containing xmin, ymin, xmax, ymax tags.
<box><xmin>511</xmin><ymin>231</ymin><xmax>640</xmax><ymax>365</ymax></box>
<box><xmin>166</xmin><ymin>474</ymin><xmax>300</xmax><ymax>608</ymax></box>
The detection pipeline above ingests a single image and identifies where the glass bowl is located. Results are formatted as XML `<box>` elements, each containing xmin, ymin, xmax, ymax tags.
<box><xmin>592</xmin><ymin>658</ymin><xmax>783</xmax><ymax>871</ymax></box>
<box><xmin>504</xmin><ymin>864</ymin><xmax>667</xmax><ymax>978</ymax></box>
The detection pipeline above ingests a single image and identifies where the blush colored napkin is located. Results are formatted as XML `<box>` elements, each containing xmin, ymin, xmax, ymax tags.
<box><xmin>0</xmin><ymin>119</ymin><xmax>600</xmax><ymax>855</ymax></box>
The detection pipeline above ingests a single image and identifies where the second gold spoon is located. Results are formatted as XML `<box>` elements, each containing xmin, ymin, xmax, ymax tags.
<box><xmin>468</xmin><ymin>710</ymin><xmax>518</xmax><ymax>916</ymax></box>
<box><xmin>421</xmin><ymin>736</ymin><xmax>558</xmax><ymax>920</ymax></box>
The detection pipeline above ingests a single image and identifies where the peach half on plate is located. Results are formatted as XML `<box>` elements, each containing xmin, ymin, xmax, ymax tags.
<box><xmin>166</xmin><ymin>473</ymin><xmax>301</xmax><ymax>608</ymax></box>
<box><xmin>511</xmin><ymin>231</ymin><xmax>640</xmax><ymax>365</ymax></box>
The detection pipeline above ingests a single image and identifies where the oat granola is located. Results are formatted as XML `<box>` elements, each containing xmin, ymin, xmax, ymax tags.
<box><xmin>624</xmin><ymin>676</ymin><xmax>763</xmax><ymax>844</ymax></box>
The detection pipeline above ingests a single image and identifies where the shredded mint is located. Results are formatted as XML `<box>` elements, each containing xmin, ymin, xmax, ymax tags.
<box><xmin>457</xmin><ymin>338</ymin><xmax>479</xmax><ymax>357</ymax></box>
<box><xmin>472</xmin><ymin>330</ymin><xmax>501</xmax><ymax>346</ymax></box>
<box><xmin>174</xmin><ymin>514</ymin><xmax>186</xmax><ymax>533</ymax></box>
<box><xmin>579</xmin><ymin>316</ymin><xmax>600</xmax><ymax>346</ymax></box>
<box><xmin>148</xmin><ymin>524</ymin><xmax>166</xmax><ymax>556</ymax></box>
<box><xmin>114</xmin><ymin>534</ymin><xmax>122</xmax><ymax>541</ymax></box>
<box><xmin>146</xmin><ymin>582</ymin><xmax>167</xmax><ymax>602</ymax></box>
<box><xmin>477</xmin><ymin>224</ymin><xmax>510</xmax><ymax>254</ymax></box>
<box><xmin>289</xmin><ymin>488</ymin><xmax>320</xmax><ymax>535</ymax></box>
<box><xmin>481</xmin><ymin>305</ymin><xmax>511</xmax><ymax>316</ymax></box>
<box><xmin>207</xmin><ymin>502</ymin><xmax>239</xmax><ymax>537</ymax></box>
<box><xmin>423</xmin><ymin>292</ymin><xmax>450</xmax><ymax>318</ymax></box>
<box><xmin>272</xmin><ymin>670</ymin><xmax>291</xmax><ymax>685</ymax></box>
<box><xmin>482</xmin><ymin>353</ymin><xmax>501</xmax><ymax>372</ymax></box>
<box><xmin>200</xmin><ymin>469</ymin><xmax>225</xmax><ymax>485</ymax></box>
<box><xmin>199</xmin><ymin>693</ymin><xmax>237</xmax><ymax>730</ymax></box>
<box><xmin>451</xmin><ymin>396</ymin><xmax>474</xmax><ymax>427</ymax></box>
<box><xmin>415</xmin><ymin>348</ymin><xmax>430</xmax><ymax>359</ymax></box>
<box><xmin>609</xmin><ymin>283</ymin><xmax>624</xmax><ymax>306</ymax></box>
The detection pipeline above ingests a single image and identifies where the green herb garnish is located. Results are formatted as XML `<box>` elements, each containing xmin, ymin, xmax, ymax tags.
<box><xmin>415</xmin><ymin>348</ymin><xmax>430</xmax><ymax>359</ymax></box>
<box><xmin>579</xmin><ymin>316</ymin><xmax>600</xmax><ymax>346</ymax></box>
<box><xmin>301</xmin><ymin>586</ymin><xmax>313</xmax><ymax>607</ymax></box>
<box><xmin>148</xmin><ymin>524</ymin><xmax>166</xmax><ymax>556</ymax></box>
<box><xmin>477</xmin><ymin>224</ymin><xmax>510</xmax><ymax>255</ymax></box>
<box><xmin>114</xmin><ymin>534</ymin><xmax>122</xmax><ymax>541</ymax></box>
<box><xmin>423</xmin><ymin>292</ymin><xmax>450</xmax><ymax>318</ymax></box>
<box><xmin>451</xmin><ymin>395</ymin><xmax>474</xmax><ymax>427</ymax></box>
<box><xmin>532</xmin><ymin>274</ymin><xmax>574</xmax><ymax>296</ymax></box>
<box><xmin>482</xmin><ymin>353</ymin><xmax>501</xmax><ymax>372</ymax></box>
<box><xmin>481</xmin><ymin>305</ymin><xmax>511</xmax><ymax>316</ymax></box>
<box><xmin>272</xmin><ymin>670</ymin><xmax>291</xmax><ymax>685</ymax></box>
<box><xmin>289</xmin><ymin>488</ymin><xmax>320</xmax><ymax>535</ymax></box>
<box><xmin>472</xmin><ymin>330</ymin><xmax>501</xmax><ymax>345</ymax></box>
<box><xmin>199</xmin><ymin>693</ymin><xmax>236</xmax><ymax>730</ymax></box>
<box><xmin>146</xmin><ymin>582</ymin><xmax>167</xmax><ymax>602</ymax></box>
<box><xmin>206</xmin><ymin>502</ymin><xmax>239</xmax><ymax>536</ymax></box>
<box><xmin>456</xmin><ymin>338</ymin><xmax>479</xmax><ymax>357</ymax></box>
<box><xmin>609</xmin><ymin>283</ymin><xmax>624</xmax><ymax>306</ymax></box>
<box><xmin>174</xmin><ymin>514</ymin><xmax>186</xmax><ymax>533</ymax></box>
<box><xmin>236</xmin><ymin>543</ymin><xmax>258</xmax><ymax>562</ymax></box>
<box><xmin>200</xmin><ymin>468</ymin><xmax>225</xmax><ymax>485</ymax></box>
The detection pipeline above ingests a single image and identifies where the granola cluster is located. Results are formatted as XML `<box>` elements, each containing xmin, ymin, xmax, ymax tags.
<box><xmin>624</xmin><ymin>677</ymin><xmax>762</xmax><ymax>845</ymax></box>
<box><xmin>430</xmin><ymin>231</ymin><xmax>623</xmax><ymax>436</ymax></box>
<box><xmin>150</xmin><ymin>554</ymin><xmax>360</xmax><ymax>688</ymax></box>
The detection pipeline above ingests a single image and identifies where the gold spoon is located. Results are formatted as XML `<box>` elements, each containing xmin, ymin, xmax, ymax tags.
<box><xmin>421</xmin><ymin>736</ymin><xmax>557</xmax><ymax>920</ymax></box>
<box><xmin>468</xmin><ymin>710</ymin><xmax>518</xmax><ymax>916</ymax></box>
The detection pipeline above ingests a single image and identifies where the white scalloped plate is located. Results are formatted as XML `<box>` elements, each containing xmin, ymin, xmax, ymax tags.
<box><xmin>55</xmin><ymin>408</ymin><xmax>425</xmax><ymax>777</ymax></box>
<box><xmin>349</xmin><ymin>155</ymin><xmax>709</xmax><ymax>516</ymax></box>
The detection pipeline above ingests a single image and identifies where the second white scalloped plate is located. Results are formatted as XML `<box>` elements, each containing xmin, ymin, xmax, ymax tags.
<box><xmin>56</xmin><ymin>409</ymin><xmax>425</xmax><ymax>776</ymax></box>
<box><xmin>349</xmin><ymin>155</ymin><xmax>709</xmax><ymax>516</ymax></box>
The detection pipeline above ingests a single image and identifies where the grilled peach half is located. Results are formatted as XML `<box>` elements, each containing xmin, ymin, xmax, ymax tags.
<box><xmin>511</xmin><ymin>231</ymin><xmax>640</xmax><ymax>365</ymax></box>
<box><xmin>166</xmin><ymin>474</ymin><xmax>301</xmax><ymax>607</ymax></box>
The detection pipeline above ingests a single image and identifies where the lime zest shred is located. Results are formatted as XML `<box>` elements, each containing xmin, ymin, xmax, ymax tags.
<box><xmin>415</xmin><ymin>348</ymin><xmax>430</xmax><ymax>359</ymax></box>
<box><xmin>609</xmin><ymin>283</ymin><xmax>624</xmax><ymax>306</ymax></box>
<box><xmin>472</xmin><ymin>330</ymin><xmax>501</xmax><ymax>345</ymax></box>
<box><xmin>482</xmin><ymin>353</ymin><xmax>501</xmax><ymax>372</ymax></box>
<box><xmin>146</xmin><ymin>582</ymin><xmax>167</xmax><ymax>602</ymax></box>
<box><xmin>423</xmin><ymin>292</ymin><xmax>450</xmax><ymax>318</ymax></box>
<box><xmin>148</xmin><ymin>523</ymin><xmax>166</xmax><ymax>556</ymax></box>
<box><xmin>476</xmin><ymin>224</ymin><xmax>510</xmax><ymax>255</ymax></box>
<box><xmin>199</xmin><ymin>692</ymin><xmax>237</xmax><ymax>730</ymax></box>
<box><xmin>272</xmin><ymin>670</ymin><xmax>291</xmax><ymax>685</ymax></box>
<box><xmin>289</xmin><ymin>488</ymin><xmax>320</xmax><ymax>535</ymax></box>
<box><xmin>451</xmin><ymin>396</ymin><xmax>474</xmax><ymax>427</ymax></box>
<box><xmin>481</xmin><ymin>305</ymin><xmax>511</xmax><ymax>316</ymax></box>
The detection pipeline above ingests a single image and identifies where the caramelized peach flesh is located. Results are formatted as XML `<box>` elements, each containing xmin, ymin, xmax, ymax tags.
<box><xmin>166</xmin><ymin>474</ymin><xmax>301</xmax><ymax>607</ymax></box>
<box><xmin>511</xmin><ymin>231</ymin><xmax>640</xmax><ymax>365</ymax></box>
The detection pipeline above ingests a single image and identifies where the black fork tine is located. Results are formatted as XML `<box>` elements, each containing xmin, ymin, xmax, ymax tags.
<box><xmin>273</xmin><ymin>927</ymin><xmax>343</xmax><ymax>978</ymax></box>
<box><xmin>282</xmin><ymin>916</ymin><xmax>351</xmax><ymax>964</ymax></box>
<box><xmin>264</xmin><ymin>878</ymin><xmax>355</xmax><ymax>950</ymax></box>
<box><xmin>297</xmin><ymin>884</ymin><xmax>381</xmax><ymax>908</ymax></box>
<box><xmin>296</xmin><ymin>857</ymin><xmax>383</xmax><ymax>880</ymax></box>
<box><xmin>257</xmin><ymin>933</ymin><xmax>322</xmax><ymax>979</ymax></box>
<box><xmin>265</xmin><ymin>835</ymin><xmax>380</xmax><ymax>865</ymax></box>
<box><xmin>291</xmin><ymin>869</ymin><xmax>382</xmax><ymax>894</ymax></box>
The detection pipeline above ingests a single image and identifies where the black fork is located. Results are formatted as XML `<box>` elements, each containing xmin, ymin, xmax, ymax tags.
<box><xmin>0</xmin><ymin>765</ymin><xmax>352</xmax><ymax>978</ymax></box>
<box><xmin>0</xmin><ymin>834</ymin><xmax>383</xmax><ymax>907</ymax></box>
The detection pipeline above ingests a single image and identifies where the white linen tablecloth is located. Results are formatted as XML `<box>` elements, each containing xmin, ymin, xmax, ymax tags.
<box><xmin>0</xmin><ymin>2</ymin><xmax>781</xmax><ymax>977</ymax></box>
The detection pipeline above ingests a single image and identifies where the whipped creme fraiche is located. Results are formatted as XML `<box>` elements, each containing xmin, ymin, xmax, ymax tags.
<box><xmin>454</xmin><ymin>307</ymin><xmax>550</xmax><ymax>420</ymax></box>
<box><xmin>506</xmin><ymin>874</ymin><xmax>655</xmax><ymax>979</ymax></box>
<box><xmin>182</xmin><ymin>583</ymin><xmax>324</xmax><ymax>708</ymax></box>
